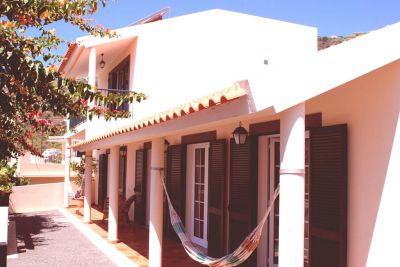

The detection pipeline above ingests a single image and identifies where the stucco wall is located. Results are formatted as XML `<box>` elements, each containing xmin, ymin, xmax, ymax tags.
<box><xmin>120</xmin><ymin>59</ymin><xmax>400</xmax><ymax>266</ymax></box>
<box><xmin>9</xmin><ymin>183</ymin><xmax>64</xmax><ymax>213</ymax></box>
<box><xmin>132</xmin><ymin>10</ymin><xmax>316</xmax><ymax>122</ymax></box>
<box><xmin>306</xmin><ymin>59</ymin><xmax>400</xmax><ymax>267</ymax></box>
<box><xmin>81</xmin><ymin>10</ymin><xmax>317</xmax><ymax>140</ymax></box>
<box><xmin>18</xmin><ymin>153</ymin><xmax>65</xmax><ymax>177</ymax></box>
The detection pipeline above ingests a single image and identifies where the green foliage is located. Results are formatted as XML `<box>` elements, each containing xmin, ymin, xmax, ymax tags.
<box><xmin>70</xmin><ymin>159</ymin><xmax>85</xmax><ymax>189</ymax></box>
<box><xmin>0</xmin><ymin>0</ymin><xmax>147</xmax><ymax>161</ymax></box>
<box><xmin>0</xmin><ymin>160</ymin><xmax>30</xmax><ymax>195</ymax></box>
<box><xmin>70</xmin><ymin>156</ymin><xmax>96</xmax><ymax>197</ymax></box>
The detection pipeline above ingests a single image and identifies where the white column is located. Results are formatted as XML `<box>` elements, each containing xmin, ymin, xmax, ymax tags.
<box><xmin>279</xmin><ymin>102</ymin><xmax>305</xmax><ymax>267</ymax></box>
<box><xmin>88</xmin><ymin>47</ymin><xmax>96</xmax><ymax>88</ymax></box>
<box><xmin>84</xmin><ymin>150</ymin><xmax>93</xmax><ymax>223</ymax></box>
<box><xmin>88</xmin><ymin>47</ymin><xmax>97</xmax><ymax>112</ymax></box>
<box><xmin>64</xmin><ymin>138</ymin><xmax>72</xmax><ymax>207</ymax></box>
<box><xmin>108</xmin><ymin>146</ymin><xmax>119</xmax><ymax>242</ymax></box>
<box><xmin>129</xmin><ymin>50</ymin><xmax>136</xmax><ymax>116</ymax></box>
<box><xmin>149</xmin><ymin>138</ymin><xmax>164</xmax><ymax>267</ymax></box>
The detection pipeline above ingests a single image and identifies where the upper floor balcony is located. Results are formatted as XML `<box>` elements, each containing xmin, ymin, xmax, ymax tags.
<box><xmin>96</xmin><ymin>88</ymin><xmax>130</xmax><ymax>113</ymax></box>
<box><xmin>67</xmin><ymin>88</ymin><xmax>131</xmax><ymax>134</ymax></box>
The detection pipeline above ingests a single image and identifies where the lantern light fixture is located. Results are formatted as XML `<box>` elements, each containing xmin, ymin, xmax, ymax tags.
<box><xmin>120</xmin><ymin>146</ymin><xmax>127</xmax><ymax>157</ymax></box>
<box><xmin>99</xmin><ymin>53</ymin><xmax>106</xmax><ymax>69</ymax></box>
<box><xmin>232</xmin><ymin>121</ymin><xmax>248</xmax><ymax>145</ymax></box>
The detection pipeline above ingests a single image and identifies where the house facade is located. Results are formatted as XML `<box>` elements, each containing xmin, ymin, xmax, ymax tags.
<box><xmin>62</xmin><ymin>9</ymin><xmax>400</xmax><ymax>267</ymax></box>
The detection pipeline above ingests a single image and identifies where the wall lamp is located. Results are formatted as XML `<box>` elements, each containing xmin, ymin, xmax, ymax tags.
<box><xmin>232</xmin><ymin>122</ymin><xmax>248</xmax><ymax>145</ymax></box>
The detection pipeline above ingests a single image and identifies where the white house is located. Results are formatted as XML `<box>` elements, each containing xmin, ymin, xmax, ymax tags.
<box><xmin>62</xmin><ymin>8</ymin><xmax>400</xmax><ymax>267</ymax></box>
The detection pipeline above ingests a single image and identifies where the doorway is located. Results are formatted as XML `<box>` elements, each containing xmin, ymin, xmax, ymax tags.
<box><xmin>186</xmin><ymin>142</ymin><xmax>210</xmax><ymax>248</ymax></box>
<box><xmin>258</xmin><ymin>135</ymin><xmax>310</xmax><ymax>267</ymax></box>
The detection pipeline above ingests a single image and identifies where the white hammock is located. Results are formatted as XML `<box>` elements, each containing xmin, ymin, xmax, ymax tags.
<box><xmin>162</xmin><ymin>178</ymin><xmax>280</xmax><ymax>266</ymax></box>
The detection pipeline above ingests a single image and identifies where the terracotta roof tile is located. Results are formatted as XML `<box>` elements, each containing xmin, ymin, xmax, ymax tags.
<box><xmin>59</xmin><ymin>43</ymin><xmax>77</xmax><ymax>73</ymax></box>
<box><xmin>71</xmin><ymin>81</ymin><xmax>248</xmax><ymax>149</ymax></box>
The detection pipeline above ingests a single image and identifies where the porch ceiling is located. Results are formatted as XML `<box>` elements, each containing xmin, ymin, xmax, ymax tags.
<box><xmin>60</xmin><ymin>37</ymin><xmax>135</xmax><ymax>79</ymax></box>
<box><xmin>71</xmin><ymin>80</ymin><xmax>249</xmax><ymax>150</ymax></box>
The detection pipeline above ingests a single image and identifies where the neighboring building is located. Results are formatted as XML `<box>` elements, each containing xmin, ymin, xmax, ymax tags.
<box><xmin>18</xmin><ymin>136</ymin><xmax>67</xmax><ymax>184</ymax></box>
<box><xmin>61</xmin><ymin>9</ymin><xmax>400</xmax><ymax>267</ymax></box>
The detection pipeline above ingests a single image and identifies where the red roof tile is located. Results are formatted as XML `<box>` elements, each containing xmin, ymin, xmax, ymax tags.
<box><xmin>59</xmin><ymin>43</ymin><xmax>77</xmax><ymax>73</ymax></box>
<box><xmin>71</xmin><ymin>81</ymin><xmax>248</xmax><ymax>149</ymax></box>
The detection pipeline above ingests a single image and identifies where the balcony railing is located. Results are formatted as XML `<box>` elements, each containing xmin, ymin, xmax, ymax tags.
<box><xmin>96</xmin><ymin>88</ymin><xmax>130</xmax><ymax>112</ymax></box>
<box><xmin>68</xmin><ymin>116</ymin><xmax>87</xmax><ymax>130</ymax></box>
<box><xmin>68</xmin><ymin>88</ymin><xmax>130</xmax><ymax>132</ymax></box>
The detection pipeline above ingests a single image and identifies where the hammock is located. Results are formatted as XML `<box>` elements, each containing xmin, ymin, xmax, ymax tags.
<box><xmin>162</xmin><ymin>178</ymin><xmax>280</xmax><ymax>267</ymax></box>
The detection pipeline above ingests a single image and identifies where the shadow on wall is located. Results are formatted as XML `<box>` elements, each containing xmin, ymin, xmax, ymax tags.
<box><xmin>9</xmin><ymin>212</ymin><xmax>66</xmax><ymax>253</ymax></box>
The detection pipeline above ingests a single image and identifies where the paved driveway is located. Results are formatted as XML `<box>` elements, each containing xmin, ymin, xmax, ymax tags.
<box><xmin>7</xmin><ymin>210</ymin><xmax>116</xmax><ymax>267</ymax></box>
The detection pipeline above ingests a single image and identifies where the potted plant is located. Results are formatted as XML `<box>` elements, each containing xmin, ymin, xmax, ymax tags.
<box><xmin>0</xmin><ymin>160</ymin><xmax>29</xmax><ymax>207</ymax></box>
<box><xmin>70</xmin><ymin>159</ymin><xmax>85</xmax><ymax>209</ymax></box>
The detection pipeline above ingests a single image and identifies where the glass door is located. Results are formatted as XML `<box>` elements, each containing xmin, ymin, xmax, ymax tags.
<box><xmin>267</xmin><ymin>137</ymin><xmax>310</xmax><ymax>267</ymax></box>
<box><xmin>186</xmin><ymin>143</ymin><xmax>209</xmax><ymax>248</ymax></box>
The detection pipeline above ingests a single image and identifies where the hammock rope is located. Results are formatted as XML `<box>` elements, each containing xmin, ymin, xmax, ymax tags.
<box><xmin>162</xmin><ymin>178</ymin><xmax>280</xmax><ymax>267</ymax></box>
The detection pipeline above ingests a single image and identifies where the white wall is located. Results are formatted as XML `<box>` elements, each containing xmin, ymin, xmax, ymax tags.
<box><xmin>306</xmin><ymin>59</ymin><xmax>400</xmax><ymax>267</ymax></box>
<box><xmin>72</xmin><ymin>9</ymin><xmax>317</xmax><ymax>140</ymax></box>
<box><xmin>10</xmin><ymin>183</ymin><xmax>64</xmax><ymax>213</ymax></box>
<box><xmin>132</xmin><ymin>9</ymin><xmax>316</xmax><ymax>121</ymax></box>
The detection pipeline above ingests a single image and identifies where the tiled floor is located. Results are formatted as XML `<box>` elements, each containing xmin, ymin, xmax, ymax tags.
<box><xmin>67</xmin><ymin>203</ymin><xmax>203</xmax><ymax>267</ymax></box>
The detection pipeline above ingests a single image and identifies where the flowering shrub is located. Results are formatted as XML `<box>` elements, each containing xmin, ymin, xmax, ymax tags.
<box><xmin>0</xmin><ymin>160</ymin><xmax>30</xmax><ymax>195</ymax></box>
<box><xmin>0</xmin><ymin>1</ymin><xmax>146</xmax><ymax>161</ymax></box>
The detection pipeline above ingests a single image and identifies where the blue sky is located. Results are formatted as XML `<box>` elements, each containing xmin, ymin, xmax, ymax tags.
<box><xmin>53</xmin><ymin>0</ymin><xmax>400</xmax><ymax>55</ymax></box>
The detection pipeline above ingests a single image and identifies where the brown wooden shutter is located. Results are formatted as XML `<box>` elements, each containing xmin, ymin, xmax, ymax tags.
<box><xmin>98</xmin><ymin>154</ymin><xmax>108</xmax><ymax>209</ymax></box>
<box><xmin>310</xmin><ymin>124</ymin><xmax>347</xmax><ymax>267</ymax></box>
<box><xmin>134</xmin><ymin>149</ymin><xmax>147</xmax><ymax>225</ymax></box>
<box><xmin>119</xmin><ymin>151</ymin><xmax>127</xmax><ymax>199</ymax></box>
<box><xmin>165</xmin><ymin>144</ymin><xmax>186</xmax><ymax>239</ymax></box>
<box><xmin>208</xmin><ymin>139</ymin><xmax>227</xmax><ymax>257</ymax></box>
<box><xmin>229</xmin><ymin>137</ymin><xmax>258</xmax><ymax>266</ymax></box>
